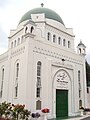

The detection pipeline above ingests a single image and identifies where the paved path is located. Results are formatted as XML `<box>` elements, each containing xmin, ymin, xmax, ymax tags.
<box><xmin>64</xmin><ymin>115</ymin><xmax>90</xmax><ymax>120</ymax></box>
<box><xmin>81</xmin><ymin>116</ymin><xmax>90</xmax><ymax>120</ymax></box>
<box><xmin>49</xmin><ymin>115</ymin><xmax>90</xmax><ymax>120</ymax></box>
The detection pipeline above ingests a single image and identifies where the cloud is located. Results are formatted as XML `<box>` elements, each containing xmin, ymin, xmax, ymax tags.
<box><xmin>0</xmin><ymin>0</ymin><xmax>10</xmax><ymax>8</ymax></box>
<box><xmin>0</xmin><ymin>0</ymin><xmax>15</xmax><ymax>9</ymax></box>
<box><xmin>0</xmin><ymin>26</ymin><xmax>8</xmax><ymax>48</ymax></box>
<box><xmin>0</xmin><ymin>26</ymin><xmax>8</xmax><ymax>55</ymax></box>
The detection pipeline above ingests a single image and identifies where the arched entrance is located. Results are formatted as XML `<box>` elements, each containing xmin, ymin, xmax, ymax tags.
<box><xmin>53</xmin><ymin>69</ymin><xmax>72</xmax><ymax>118</ymax></box>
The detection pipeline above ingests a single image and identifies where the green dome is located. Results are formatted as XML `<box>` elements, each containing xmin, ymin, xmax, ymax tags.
<box><xmin>19</xmin><ymin>7</ymin><xmax>64</xmax><ymax>25</ymax></box>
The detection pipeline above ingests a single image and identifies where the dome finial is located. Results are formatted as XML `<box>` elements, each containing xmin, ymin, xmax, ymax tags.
<box><xmin>80</xmin><ymin>39</ymin><xmax>82</xmax><ymax>43</ymax></box>
<box><xmin>41</xmin><ymin>3</ymin><xmax>44</xmax><ymax>7</ymax></box>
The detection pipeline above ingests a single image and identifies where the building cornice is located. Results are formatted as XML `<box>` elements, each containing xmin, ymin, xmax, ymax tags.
<box><xmin>0</xmin><ymin>52</ymin><xmax>8</xmax><ymax>62</ymax></box>
<box><xmin>45</xmin><ymin>22</ymin><xmax>75</xmax><ymax>37</ymax></box>
<box><xmin>8</xmin><ymin>28</ymin><xmax>24</xmax><ymax>39</ymax></box>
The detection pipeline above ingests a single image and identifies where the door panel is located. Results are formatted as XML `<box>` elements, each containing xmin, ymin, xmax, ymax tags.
<box><xmin>56</xmin><ymin>89</ymin><xmax>68</xmax><ymax>118</ymax></box>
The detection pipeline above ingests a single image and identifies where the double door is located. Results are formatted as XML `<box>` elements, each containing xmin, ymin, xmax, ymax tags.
<box><xmin>56</xmin><ymin>89</ymin><xmax>68</xmax><ymax>118</ymax></box>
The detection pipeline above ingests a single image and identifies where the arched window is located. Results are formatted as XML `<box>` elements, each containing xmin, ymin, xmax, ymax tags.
<box><xmin>47</xmin><ymin>32</ymin><xmax>51</xmax><ymax>41</ymax></box>
<box><xmin>31</xmin><ymin>26</ymin><xmax>34</xmax><ymax>33</ymax></box>
<box><xmin>58</xmin><ymin>37</ymin><xmax>61</xmax><ymax>45</ymax></box>
<box><xmin>36</xmin><ymin>100</ymin><xmax>41</xmax><ymax>110</ymax></box>
<box><xmin>18</xmin><ymin>38</ymin><xmax>20</xmax><ymax>45</ymax></box>
<box><xmin>87</xmin><ymin>87</ymin><xmax>89</xmax><ymax>93</ymax></box>
<box><xmin>25</xmin><ymin>26</ymin><xmax>28</xmax><ymax>33</ymax></box>
<box><xmin>78</xmin><ymin>70</ymin><xmax>81</xmax><ymax>98</ymax></box>
<box><xmin>79</xmin><ymin>100</ymin><xmax>82</xmax><ymax>108</ymax></box>
<box><xmin>11</xmin><ymin>42</ymin><xmax>13</xmax><ymax>48</ymax></box>
<box><xmin>21</xmin><ymin>36</ymin><xmax>23</xmax><ymax>43</ymax></box>
<box><xmin>14</xmin><ymin>40</ymin><xmax>16</xmax><ymax>47</ymax></box>
<box><xmin>83</xmin><ymin>48</ymin><xmax>85</xmax><ymax>53</ymax></box>
<box><xmin>0</xmin><ymin>68</ymin><xmax>4</xmax><ymax>98</ymax></box>
<box><xmin>63</xmin><ymin>39</ymin><xmax>66</xmax><ymax>46</ymax></box>
<box><xmin>53</xmin><ymin>35</ymin><xmax>56</xmax><ymax>43</ymax></box>
<box><xmin>15</xmin><ymin>63</ymin><xmax>19</xmax><ymax>98</ymax></box>
<box><xmin>79</xmin><ymin>48</ymin><xmax>81</xmax><ymax>53</ymax></box>
<box><xmin>36</xmin><ymin>61</ymin><xmax>41</xmax><ymax>98</ymax></box>
<box><xmin>68</xmin><ymin>41</ymin><xmax>70</xmax><ymax>48</ymax></box>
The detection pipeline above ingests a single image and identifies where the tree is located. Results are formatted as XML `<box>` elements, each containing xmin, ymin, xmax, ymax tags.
<box><xmin>0</xmin><ymin>101</ymin><xmax>11</xmax><ymax>118</ymax></box>
<box><xmin>86</xmin><ymin>61</ymin><xmax>90</xmax><ymax>86</ymax></box>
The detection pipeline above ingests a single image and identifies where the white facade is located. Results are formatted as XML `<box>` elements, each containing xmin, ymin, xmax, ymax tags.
<box><xmin>0</xmin><ymin>6</ymin><xmax>88</xmax><ymax>119</ymax></box>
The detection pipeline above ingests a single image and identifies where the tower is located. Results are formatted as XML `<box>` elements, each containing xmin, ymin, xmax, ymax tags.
<box><xmin>77</xmin><ymin>40</ymin><xmax>86</xmax><ymax>55</ymax></box>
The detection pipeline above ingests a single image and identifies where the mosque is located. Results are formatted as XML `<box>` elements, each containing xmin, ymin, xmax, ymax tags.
<box><xmin>0</xmin><ymin>3</ymin><xmax>88</xmax><ymax>119</ymax></box>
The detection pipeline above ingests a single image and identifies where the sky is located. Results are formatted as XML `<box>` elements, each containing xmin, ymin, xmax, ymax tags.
<box><xmin>0</xmin><ymin>0</ymin><xmax>90</xmax><ymax>63</ymax></box>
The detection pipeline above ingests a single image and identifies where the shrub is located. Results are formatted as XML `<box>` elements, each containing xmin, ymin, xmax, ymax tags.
<box><xmin>0</xmin><ymin>102</ymin><xmax>31</xmax><ymax>120</ymax></box>
<box><xmin>0</xmin><ymin>101</ymin><xmax>11</xmax><ymax>118</ymax></box>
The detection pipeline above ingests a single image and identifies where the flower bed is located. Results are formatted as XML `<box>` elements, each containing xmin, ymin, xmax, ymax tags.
<box><xmin>31</xmin><ymin>112</ymin><xmax>40</xmax><ymax>118</ymax></box>
<box><xmin>0</xmin><ymin>101</ymin><xmax>31</xmax><ymax>120</ymax></box>
<box><xmin>41</xmin><ymin>108</ymin><xmax>50</xmax><ymax>113</ymax></box>
<box><xmin>0</xmin><ymin>102</ymin><xmax>50</xmax><ymax>120</ymax></box>
<box><xmin>0</xmin><ymin>118</ymin><xmax>10</xmax><ymax>120</ymax></box>
<box><xmin>41</xmin><ymin>108</ymin><xmax>50</xmax><ymax>120</ymax></box>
